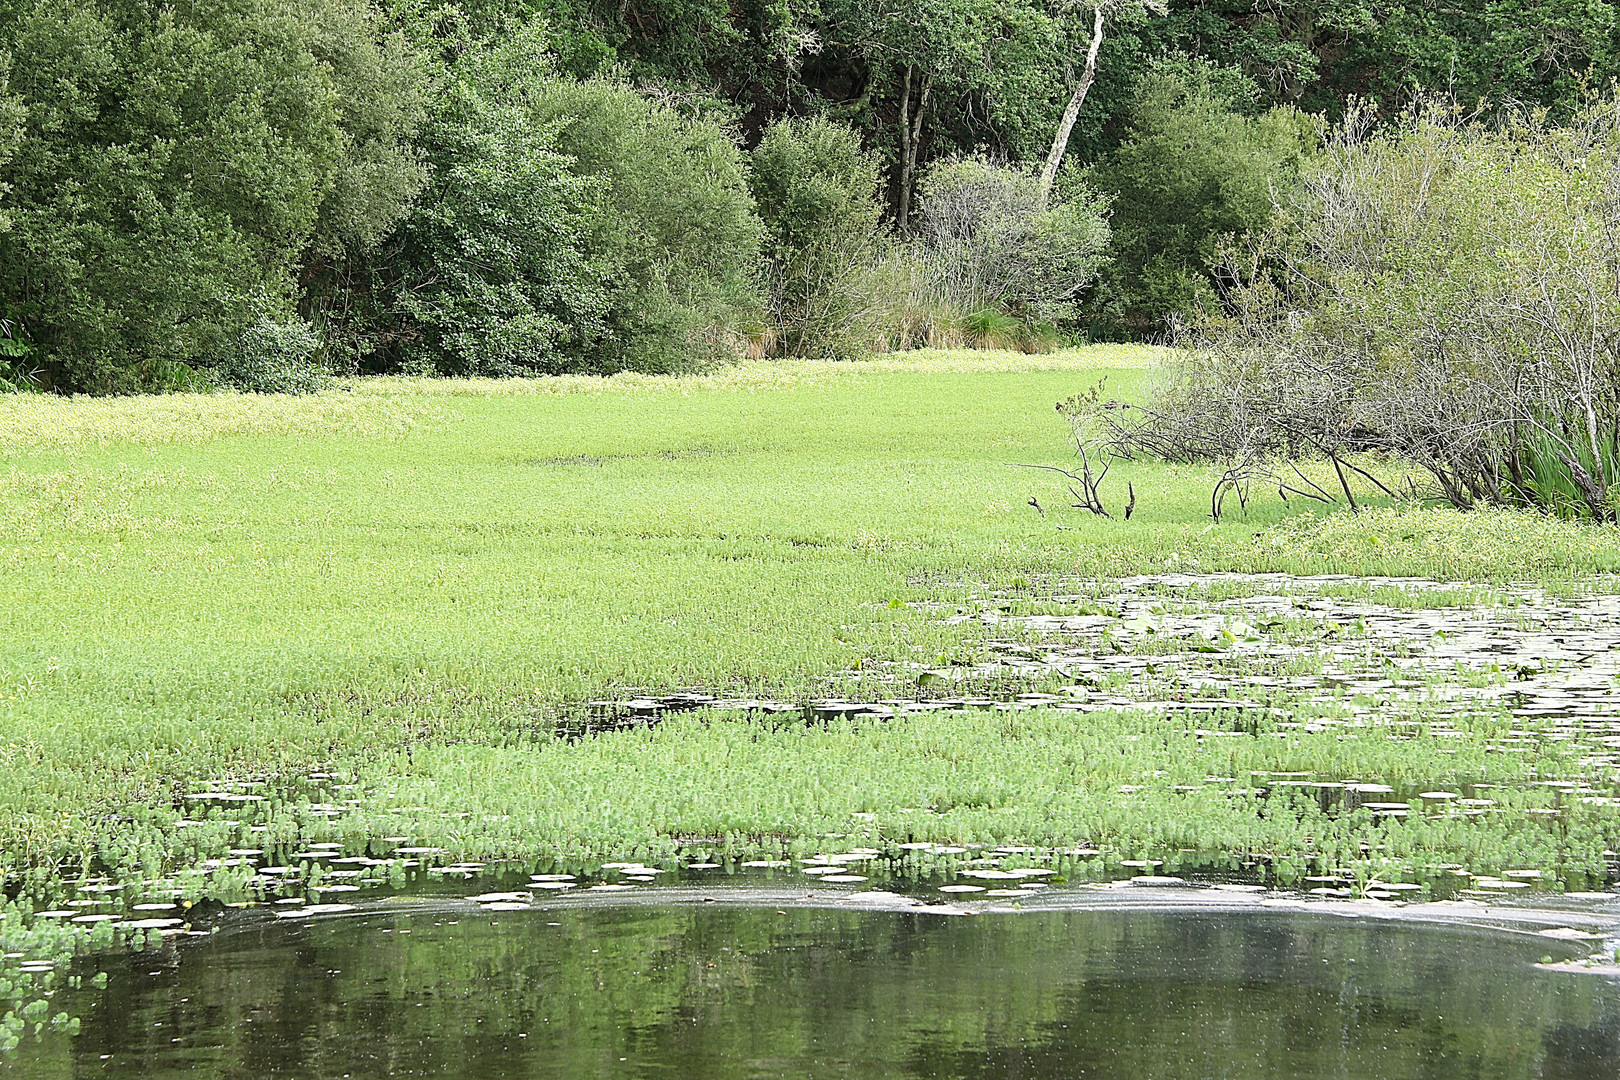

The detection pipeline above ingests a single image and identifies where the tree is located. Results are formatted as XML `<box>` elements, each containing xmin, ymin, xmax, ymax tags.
<box><xmin>0</xmin><ymin>0</ymin><xmax>431</xmax><ymax>392</ymax></box>
<box><xmin>1036</xmin><ymin>1</ymin><xmax>1165</xmax><ymax>209</ymax></box>
<box><xmin>806</xmin><ymin>0</ymin><xmax>1111</xmax><ymax>228</ymax></box>
<box><xmin>805</xmin><ymin>0</ymin><xmax>987</xmax><ymax>229</ymax></box>
<box><xmin>749</xmin><ymin>116</ymin><xmax>888</xmax><ymax>358</ymax></box>
<box><xmin>1086</xmin><ymin>67</ymin><xmax>1317</xmax><ymax>333</ymax></box>
<box><xmin>1318</xmin><ymin>0</ymin><xmax>1619</xmax><ymax>116</ymax></box>
<box><xmin>1037</xmin><ymin>3</ymin><xmax>1105</xmax><ymax>208</ymax></box>
<box><xmin>384</xmin><ymin>24</ymin><xmax>607</xmax><ymax>376</ymax></box>
<box><xmin>526</xmin><ymin>79</ymin><xmax>764</xmax><ymax>372</ymax></box>
<box><xmin>383</xmin><ymin>26</ymin><xmax>765</xmax><ymax>376</ymax></box>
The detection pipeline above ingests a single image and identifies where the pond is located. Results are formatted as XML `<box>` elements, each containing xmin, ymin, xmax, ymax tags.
<box><xmin>8</xmin><ymin>888</ymin><xmax>1620</xmax><ymax>1079</ymax></box>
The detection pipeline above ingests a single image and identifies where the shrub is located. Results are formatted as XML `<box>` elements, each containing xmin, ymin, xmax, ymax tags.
<box><xmin>385</xmin><ymin>26</ymin><xmax>607</xmax><ymax>376</ymax></box>
<box><xmin>1077</xmin><ymin>98</ymin><xmax>1620</xmax><ymax>521</ymax></box>
<box><xmin>914</xmin><ymin>157</ymin><xmax>1110</xmax><ymax>330</ymax></box>
<box><xmin>209</xmin><ymin>318</ymin><xmax>328</xmax><ymax>394</ymax></box>
<box><xmin>751</xmin><ymin>117</ymin><xmax>883</xmax><ymax>257</ymax></box>
<box><xmin>749</xmin><ymin>116</ymin><xmax>888</xmax><ymax>359</ymax></box>
<box><xmin>318</xmin><ymin>28</ymin><xmax>763</xmax><ymax>378</ymax></box>
<box><xmin>528</xmin><ymin>78</ymin><xmax>763</xmax><ymax>372</ymax></box>
<box><xmin>1087</xmin><ymin>71</ymin><xmax>1317</xmax><ymax>335</ymax></box>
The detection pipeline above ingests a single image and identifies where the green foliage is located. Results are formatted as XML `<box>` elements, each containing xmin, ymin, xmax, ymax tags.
<box><xmin>750</xmin><ymin>116</ymin><xmax>888</xmax><ymax>358</ymax></box>
<box><xmin>0</xmin><ymin>0</ymin><xmax>431</xmax><ymax>393</ymax></box>
<box><xmin>957</xmin><ymin>306</ymin><xmax>1058</xmax><ymax>353</ymax></box>
<box><xmin>1319</xmin><ymin>0</ymin><xmax>1620</xmax><ymax>116</ymax></box>
<box><xmin>211</xmin><ymin>318</ymin><xmax>329</xmax><ymax>394</ymax></box>
<box><xmin>803</xmin><ymin>0</ymin><xmax>1096</xmax><ymax>212</ymax></box>
<box><xmin>302</xmin><ymin>0</ymin><xmax>435</xmax><ymax>256</ymax></box>
<box><xmin>1514</xmin><ymin>423</ymin><xmax>1620</xmax><ymax>522</ymax></box>
<box><xmin>297</xmin><ymin>22</ymin><xmax>766</xmax><ymax>378</ymax></box>
<box><xmin>0</xmin><ymin>61</ymin><xmax>22</xmax><ymax>234</ymax></box>
<box><xmin>751</xmin><ymin>117</ymin><xmax>882</xmax><ymax>259</ymax></box>
<box><xmin>527</xmin><ymin>77</ymin><xmax>764</xmax><ymax>371</ymax></box>
<box><xmin>1087</xmin><ymin>68</ymin><xmax>1318</xmax><ymax>334</ymax></box>
<box><xmin>12</xmin><ymin>0</ymin><xmax>1620</xmax><ymax>387</ymax></box>
<box><xmin>916</xmin><ymin>157</ymin><xmax>1111</xmax><ymax>324</ymax></box>
<box><xmin>457</xmin><ymin>0</ymin><xmax>802</xmax><ymax>84</ymax></box>
<box><xmin>958</xmin><ymin>306</ymin><xmax>1026</xmax><ymax>350</ymax></box>
<box><xmin>0</xmin><ymin>317</ymin><xmax>38</xmax><ymax>392</ymax></box>
<box><xmin>386</xmin><ymin>25</ymin><xmax>606</xmax><ymax>376</ymax></box>
<box><xmin>1151</xmin><ymin>97</ymin><xmax>1620</xmax><ymax>519</ymax></box>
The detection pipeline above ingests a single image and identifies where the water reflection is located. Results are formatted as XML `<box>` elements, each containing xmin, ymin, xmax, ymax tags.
<box><xmin>16</xmin><ymin>904</ymin><xmax>1620</xmax><ymax>1079</ymax></box>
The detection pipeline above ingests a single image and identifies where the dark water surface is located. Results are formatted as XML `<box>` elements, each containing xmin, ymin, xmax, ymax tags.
<box><xmin>10</xmin><ymin>899</ymin><xmax>1620</xmax><ymax>1079</ymax></box>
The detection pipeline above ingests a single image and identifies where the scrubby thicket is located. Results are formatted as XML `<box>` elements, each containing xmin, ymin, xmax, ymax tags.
<box><xmin>3</xmin><ymin>0</ymin><xmax>1620</xmax><ymax>393</ymax></box>
<box><xmin>1070</xmin><ymin>101</ymin><xmax>1620</xmax><ymax>522</ymax></box>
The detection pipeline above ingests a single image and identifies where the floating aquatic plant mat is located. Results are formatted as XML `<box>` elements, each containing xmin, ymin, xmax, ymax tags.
<box><xmin>601</xmin><ymin>571</ymin><xmax>1620</xmax><ymax>728</ymax></box>
<box><xmin>6</xmin><ymin>352</ymin><xmax>1620</xmax><ymax>1047</ymax></box>
<box><xmin>14</xmin><ymin>575</ymin><xmax>1620</xmax><ymax>906</ymax></box>
<box><xmin>560</xmin><ymin>573</ymin><xmax>1620</xmax><ymax>883</ymax></box>
<box><xmin>51</xmin><ymin>570</ymin><xmax>1620</xmax><ymax>908</ymax></box>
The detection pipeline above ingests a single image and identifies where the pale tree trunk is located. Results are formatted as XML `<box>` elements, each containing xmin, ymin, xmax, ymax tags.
<box><xmin>897</xmin><ymin>66</ymin><xmax>931</xmax><ymax>231</ymax></box>
<box><xmin>1037</xmin><ymin>4</ymin><xmax>1106</xmax><ymax>211</ymax></box>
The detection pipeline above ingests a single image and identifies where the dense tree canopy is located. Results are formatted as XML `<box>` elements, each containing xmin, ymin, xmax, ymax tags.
<box><xmin>1088</xmin><ymin>67</ymin><xmax>1318</xmax><ymax>333</ymax></box>
<box><xmin>3</xmin><ymin>0</ymin><xmax>1617</xmax><ymax>390</ymax></box>
<box><xmin>0</xmin><ymin>0</ymin><xmax>430</xmax><ymax>391</ymax></box>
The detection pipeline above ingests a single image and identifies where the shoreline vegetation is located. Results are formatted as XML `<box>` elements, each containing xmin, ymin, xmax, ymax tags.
<box><xmin>7</xmin><ymin>0</ymin><xmax>1620</xmax><ymax>1056</ymax></box>
<box><xmin>3</xmin><ymin>346</ymin><xmax>1620</xmax><ymax>1040</ymax></box>
<box><xmin>3</xmin><ymin>349</ymin><xmax>1619</xmax><ymax>875</ymax></box>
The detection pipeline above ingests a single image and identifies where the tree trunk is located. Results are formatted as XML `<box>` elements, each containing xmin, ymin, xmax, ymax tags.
<box><xmin>1037</xmin><ymin>4</ymin><xmax>1106</xmax><ymax>211</ymax></box>
<box><xmin>897</xmin><ymin>67</ymin><xmax>930</xmax><ymax>231</ymax></box>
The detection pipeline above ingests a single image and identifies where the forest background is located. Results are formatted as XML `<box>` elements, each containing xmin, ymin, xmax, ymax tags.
<box><xmin>1</xmin><ymin>0</ymin><xmax>1617</xmax><ymax>395</ymax></box>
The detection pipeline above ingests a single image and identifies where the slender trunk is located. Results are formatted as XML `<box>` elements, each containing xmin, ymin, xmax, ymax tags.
<box><xmin>897</xmin><ymin>69</ymin><xmax>930</xmax><ymax>231</ymax></box>
<box><xmin>907</xmin><ymin>77</ymin><xmax>929</xmax><ymax>224</ymax></box>
<box><xmin>898</xmin><ymin>66</ymin><xmax>914</xmax><ymax>231</ymax></box>
<box><xmin>1037</xmin><ymin>4</ymin><xmax>1105</xmax><ymax>211</ymax></box>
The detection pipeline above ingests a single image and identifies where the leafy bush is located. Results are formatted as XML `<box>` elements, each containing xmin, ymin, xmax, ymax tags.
<box><xmin>1079</xmin><ymin>98</ymin><xmax>1620</xmax><ymax>521</ymax></box>
<box><xmin>361</xmin><ymin>27</ymin><xmax>764</xmax><ymax>377</ymax></box>
<box><xmin>0</xmin><ymin>64</ymin><xmax>21</xmax><ymax>235</ymax></box>
<box><xmin>385</xmin><ymin>26</ymin><xmax>607</xmax><ymax>376</ymax></box>
<box><xmin>209</xmin><ymin>318</ymin><xmax>328</xmax><ymax>394</ymax></box>
<box><xmin>751</xmin><ymin>117</ymin><xmax>883</xmax><ymax>258</ymax></box>
<box><xmin>914</xmin><ymin>157</ymin><xmax>1110</xmax><ymax>330</ymax></box>
<box><xmin>0</xmin><ymin>0</ymin><xmax>430</xmax><ymax>393</ymax></box>
<box><xmin>527</xmin><ymin>78</ymin><xmax>763</xmax><ymax>372</ymax></box>
<box><xmin>1087</xmin><ymin>70</ymin><xmax>1317</xmax><ymax>335</ymax></box>
<box><xmin>749</xmin><ymin>116</ymin><xmax>888</xmax><ymax>359</ymax></box>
